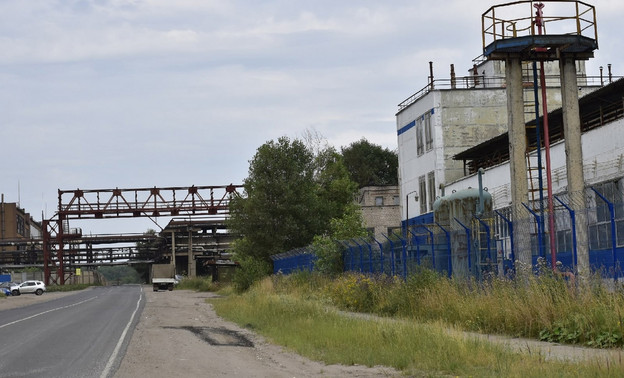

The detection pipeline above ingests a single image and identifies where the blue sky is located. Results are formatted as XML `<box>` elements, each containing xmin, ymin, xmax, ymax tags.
<box><xmin>1</xmin><ymin>0</ymin><xmax>622</xmax><ymax>234</ymax></box>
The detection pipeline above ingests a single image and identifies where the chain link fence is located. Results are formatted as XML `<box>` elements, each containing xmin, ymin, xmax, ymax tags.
<box><xmin>272</xmin><ymin>186</ymin><xmax>624</xmax><ymax>281</ymax></box>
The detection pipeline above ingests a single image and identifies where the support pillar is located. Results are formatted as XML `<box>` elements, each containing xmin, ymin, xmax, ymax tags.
<box><xmin>506</xmin><ymin>58</ymin><xmax>531</xmax><ymax>267</ymax></box>
<box><xmin>560</xmin><ymin>56</ymin><xmax>590</xmax><ymax>278</ymax></box>
<box><xmin>187</xmin><ymin>228</ymin><xmax>196</xmax><ymax>277</ymax></box>
<box><xmin>171</xmin><ymin>230</ymin><xmax>176</xmax><ymax>274</ymax></box>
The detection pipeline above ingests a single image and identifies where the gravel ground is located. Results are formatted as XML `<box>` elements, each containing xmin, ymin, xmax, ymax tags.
<box><xmin>114</xmin><ymin>287</ymin><xmax>400</xmax><ymax>378</ymax></box>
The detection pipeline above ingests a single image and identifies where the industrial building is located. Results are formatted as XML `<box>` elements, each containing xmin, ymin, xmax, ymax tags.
<box><xmin>396</xmin><ymin>1</ymin><xmax>624</xmax><ymax>277</ymax></box>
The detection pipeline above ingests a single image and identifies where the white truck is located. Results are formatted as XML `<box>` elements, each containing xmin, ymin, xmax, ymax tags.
<box><xmin>151</xmin><ymin>264</ymin><xmax>177</xmax><ymax>291</ymax></box>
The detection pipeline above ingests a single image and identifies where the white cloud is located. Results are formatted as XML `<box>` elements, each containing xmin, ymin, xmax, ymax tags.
<box><xmin>0</xmin><ymin>0</ymin><xmax>622</xmax><ymax>234</ymax></box>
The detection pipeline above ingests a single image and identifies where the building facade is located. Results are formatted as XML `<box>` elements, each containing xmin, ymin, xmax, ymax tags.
<box><xmin>397</xmin><ymin>59</ymin><xmax>601</xmax><ymax>226</ymax></box>
<box><xmin>357</xmin><ymin>186</ymin><xmax>401</xmax><ymax>240</ymax></box>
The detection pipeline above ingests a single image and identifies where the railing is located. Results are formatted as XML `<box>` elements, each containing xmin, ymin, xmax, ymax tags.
<box><xmin>482</xmin><ymin>1</ymin><xmax>597</xmax><ymax>50</ymax></box>
<box><xmin>398</xmin><ymin>74</ymin><xmax>613</xmax><ymax>112</ymax></box>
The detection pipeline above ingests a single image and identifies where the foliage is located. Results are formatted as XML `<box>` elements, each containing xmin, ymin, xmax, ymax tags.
<box><xmin>311</xmin><ymin>203</ymin><xmax>367</xmax><ymax>275</ymax></box>
<box><xmin>229</xmin><ymin>137</ymin><xmax>321</xmax><ymax>264</ymax></box>
<box><xmin>98</xmin><ymin>266</ymin><xmax>142</xmax><ymax>284</ymax></box>
<box><xmin>341</xmin><ymin>138</ymin><xmax>398</xmax><ymax>188</ymax></box>
<box><xmin>175</xmin><ymin>276</ymin><xmax>222</xmax><ymax>292</ymax></box>
<box><xmin>136</xmin><ymin>229</ymin><xmax>165</xmax><ymax>261</ymax></box>
<box><xmin>211</xmin><ymin>275</ymin><xmax>624</xmax><ymax>377</ymax></box>
<box><xmin>229</xmin><ymin>136</ymin><xmax>360</xmax><ymax>289</ymax></box>
<box><xmin>232</xmin><ymin>255</ymin><xmax>272</xmax><ymax>293</ymax></box>
<box><xmin>272</xmin><ymin>270</ymin><xmax>624</xmax><ymax>349</ymax></box>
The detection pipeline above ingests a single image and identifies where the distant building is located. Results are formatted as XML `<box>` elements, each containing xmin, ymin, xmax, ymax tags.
<box><xmin>0</xmin><ymin>199</ymin><xmax>42</xmax><ymax>264</ymax></box>
<box><xmin>357</xmin><ymin>186</ymin><xmax>401</xmax><ymax>240</ymax></box>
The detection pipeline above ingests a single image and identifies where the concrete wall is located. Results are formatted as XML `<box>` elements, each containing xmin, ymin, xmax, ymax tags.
<box><xmin>358</xmin><ymin>186</ymin><xmax>401</xmax><ymax>240</ymax></box>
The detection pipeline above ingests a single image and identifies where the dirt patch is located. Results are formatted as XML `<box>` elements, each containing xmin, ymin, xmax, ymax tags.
<box><xmin>114</xmin><ymin>287</ymin><xmax>400</xmax><ymax>378</ymax></box>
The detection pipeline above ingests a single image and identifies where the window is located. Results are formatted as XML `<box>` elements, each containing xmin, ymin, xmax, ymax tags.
<box><xmin>427</xmin><ymin>171</ymin><xmax>436</xmax><ymax>210</ymax></box>
<box><xmin>589</xmin><ymin>180</ymin><xmax>624</xmax><ymax>249</ymax></box>
<box><xmin>375</xmin><ymin>196</ymin><xmax>384</xmax><ymax>206</ymax></box>
<box><xmin>393</xmin><ymin>196</ymin><xmax>400</xmax><ymax>205</ymax></box>
<box><xmin>424</xmin><ymin>111</ymin><xmax>433</xmax><ymax>151</ymax></box>
<box><xmin>419</xmin><ymin>175</ymin><xmax>427</xmax><ymax>213</ymax></box>
<box><xmin>16</xmin><ymin>215</ymin><xmax>25</xmax><ymax>236</ymax></box>
<box><xmin>416</xmin><ymin>118</ymin><xmax>424</xmax><ymax>156</ymax></box>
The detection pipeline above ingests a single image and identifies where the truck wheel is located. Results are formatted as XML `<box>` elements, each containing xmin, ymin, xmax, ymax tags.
<box><xmin>168</xmin><ymin>284</ymin><xmax>174</xmax><ymax>291</ymax></box>
<box><xmin>153</xmin><ymin>285</ymin><xmax>159</xmax><ymax>292</ymax></box>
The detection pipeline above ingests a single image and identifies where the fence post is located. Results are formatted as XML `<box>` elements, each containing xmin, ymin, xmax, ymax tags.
<box><xmin>454</xmin><ymin>218</ymin><xmax>472</xmax><ymax>273</ymax></box>
<box><xmin>339</xmin><ymin>241</ymin><xmax>353</xmax><ymax>272</ymax></box>
<box><xmin>416</xmin><ymin>225</ymin><xmax>435</xmax><ymax>272</ymax></box>
<box><xmin>435</xmin><ymin>223</ymin><xmax>452</xmax><ymax>278</ymax></box>
<box><xmin>523</xmin><ymin>203</ymin><xmax>545</xmax><ymax>259</ymax></box>
<box><xmin>409</xmin><ymin>230</ymin><xmax>422</xmax><ymax>266</ymax></box>
<box><xmin>554</xmin><ymin>196</ymin><xmax>578</xmax><ymax>272</ymax></box>
<box><xmin>392</xmin><ymin>231</ymin><xmax>408</xmax><ymax>279</ymax></box>
<box><xmin>381</xmin><ymin>233</ymin><xmax>396</xmax><ymax>276</ymax></box>
<box><xmin>352</xmin><ymin>239</ymin><xmax>365</xmax><ymax>273</ymax></box>
<box><xmin>592</xmin><ymin>188</ymin><xmax>618</xmax><ymax>281</ymax></box>
<box><xmin>495</xmin><ymin>210</ymin><xmax>515</xmax><ymax>274</ymax></box>
<box><xmin>360</xmin><ymin>238</ymin><xmax>374</xmax><ymax>273</ymax></box>
<box><xmin>373</xmin><ymin>238</ymin><xmax>384</xmax><ymax>274</ymax></box>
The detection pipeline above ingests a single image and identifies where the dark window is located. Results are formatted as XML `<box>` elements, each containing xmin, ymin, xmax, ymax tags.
<box><xmin>16</xmin><ymin>215</ymin><xmax>25</xmax><ymax>236</ymax></box>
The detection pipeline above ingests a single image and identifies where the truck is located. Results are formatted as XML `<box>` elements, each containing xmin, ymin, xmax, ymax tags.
<box><xmin>151</xmin><ymin>264</ymin><xmax>177</xmax><ymax>291</ymax></box>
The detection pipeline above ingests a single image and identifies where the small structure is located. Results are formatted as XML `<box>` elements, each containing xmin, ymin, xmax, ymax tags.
<box><xmin>357</xmin><ymin>186</ymin><xmax>401</xmax><ymax>240</ymax></box>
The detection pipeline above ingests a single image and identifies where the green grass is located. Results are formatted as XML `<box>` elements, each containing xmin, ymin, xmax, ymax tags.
<box><xmin>279</xmin><ymin>269</ymin><xmax>624</xmax><ymax>349</ymax></box>
<box><xmin>175</xmin><ymin>276</ymin><xmax>223</xmax><ymax>292</ymax></box>
<box><xmin>211</xmin><ymin>276</ymin><xmax>624</xmax><ymax>377</ymax></box>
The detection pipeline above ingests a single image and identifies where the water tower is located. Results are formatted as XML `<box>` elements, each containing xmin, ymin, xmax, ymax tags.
<box><xmin>481</xmin><ymin>1</ymin><xmax>597</xmax><ymax>275</ymax></box>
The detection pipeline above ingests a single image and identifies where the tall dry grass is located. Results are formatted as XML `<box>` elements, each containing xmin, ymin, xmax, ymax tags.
<box><xmin>212</xmin><ymin>274</ymin><xmax>624</xmax><ymax>377</ymax></box>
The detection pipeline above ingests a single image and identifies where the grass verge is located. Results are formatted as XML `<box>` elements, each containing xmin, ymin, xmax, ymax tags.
<box><xmin>211</xmin><ymin>276</ymin><xmax>624</xmax><ymax>377</ymax></box>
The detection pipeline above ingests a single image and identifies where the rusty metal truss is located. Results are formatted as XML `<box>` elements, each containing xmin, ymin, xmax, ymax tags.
<box><xmin>43</xmin><ymin>184</ymin><xmax>242</xmax><ymax>285</ymax></box>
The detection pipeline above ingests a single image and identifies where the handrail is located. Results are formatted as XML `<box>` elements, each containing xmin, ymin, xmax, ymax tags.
<box><xmin>482</xmin><ymin>1</ymin><xmax>597</xmax><ymax>50</ymax></box>
<box><xmin>398</xmin><ymin>74</ymin><xmax>612</xmax><ymax>112</ymax></box>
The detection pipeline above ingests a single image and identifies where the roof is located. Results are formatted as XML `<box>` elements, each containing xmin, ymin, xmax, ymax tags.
<box><xmin>454</xmin><ymin>77</ymin><xmax>624</xmax><ymax>173</ymax></box>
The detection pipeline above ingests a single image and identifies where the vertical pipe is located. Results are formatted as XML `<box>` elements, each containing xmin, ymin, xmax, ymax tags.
<box><xmin>539</xmin><ymin>60</ymin><xmax>557</xmax><ymax>269</ymax></box>
<box><xmin>429</xmin><ymin>61</ymin><xmax>434</xmax><ymax>90</ymax></box>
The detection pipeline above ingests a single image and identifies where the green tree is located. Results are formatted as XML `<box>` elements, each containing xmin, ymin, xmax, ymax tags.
<box><xmin>229</xmin><ymin>136</ymin><xmax>361</xmax><ymax>289</ymax></box>
<box><xmin>312</xmin><ymin>203</ymin><xmax>367</xmax><ymax>275</ymax></box>
<box><xmin>229</xmin><ymin>137</ymin><xmax>321</xmax><ymax>267</ymax></box>
<box><xmin>341</xmin><ymin>138</ymin><xmax>398</xmax><ymax>187</ymax></box>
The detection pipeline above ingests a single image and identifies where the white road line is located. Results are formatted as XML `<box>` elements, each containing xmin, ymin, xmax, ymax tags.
<box><xmin>100</xmin><ymin>286</ymin><xmax>143</xmax><ymax>378</ymax></box>
<box><xmin>0</xmin><ymin>296</ymin><xmax>98</xmax><ymax>329</ymax></box>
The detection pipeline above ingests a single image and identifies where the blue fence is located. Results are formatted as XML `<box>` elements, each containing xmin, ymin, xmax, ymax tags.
<box><xmin>271</xmin><ymin>189</ymin><xmax>624</xmax><ymax>281</ymax></box>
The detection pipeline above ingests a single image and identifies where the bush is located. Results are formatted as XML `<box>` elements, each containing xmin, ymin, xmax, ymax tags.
<box><xmin>233</xmin><ymin>256</ymin><xmax>272</xmax><ymax>293</ymax></box>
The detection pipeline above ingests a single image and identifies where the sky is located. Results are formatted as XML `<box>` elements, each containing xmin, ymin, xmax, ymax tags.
<box><xmin>1</xmin><ymin>0</ymin><xmax>623</xmax><ymax>234</ymax></box>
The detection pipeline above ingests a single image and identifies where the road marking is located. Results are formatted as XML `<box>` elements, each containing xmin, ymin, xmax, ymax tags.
<box><xmin>0</xmin><ymin>296</ymin><xmax>98</xmax><ymax>329</ymax></box>
<box><xmin>100</xmin><ymin>286</ymin><xmax>143</xmax><ymax>378</ymax></box>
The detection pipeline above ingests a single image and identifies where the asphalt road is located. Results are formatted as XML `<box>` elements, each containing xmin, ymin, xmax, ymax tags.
<box><xmin>0</xmin><ymin>285</ymin><xmax>144</xmax><ymax>378</ymax></box>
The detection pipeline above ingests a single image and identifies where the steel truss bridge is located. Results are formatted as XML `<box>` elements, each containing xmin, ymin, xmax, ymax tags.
<box><xmin>3</xmin><ymin>185</ymin><xmax>241</xmax><ymax>285</ymax></box>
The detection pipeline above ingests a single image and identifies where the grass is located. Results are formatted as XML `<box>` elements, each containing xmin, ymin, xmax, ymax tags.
<box><xmin>175</xmin><ymin>276</ymin><xmax>224</xmax><ymax>292</ymax></box>
<box><xmin>283</xmin><ymin>268</ymin><xmax>624</xmax><ymax>348</ymax></box>
<box><xmin>211</xmin><ymin>276</ymin><xmax>624</xmax><ymax>377</ymax></box>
